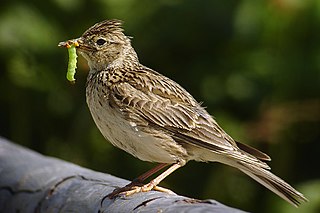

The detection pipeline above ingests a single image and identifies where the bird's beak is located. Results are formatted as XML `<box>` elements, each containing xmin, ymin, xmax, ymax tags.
<box><xmin>58</xmin><ymin>38</ymin><xmax>81</xmax><ymax>49</ymax></box>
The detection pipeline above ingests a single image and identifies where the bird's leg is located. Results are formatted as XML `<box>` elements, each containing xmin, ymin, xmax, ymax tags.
<box><xmin>107</xmin><ymin>163</ymin><xmax>169</xmax><ymax>198</ymax></box>
<box><xmin>107</xmin><ymin>162</ymin><xmax>183</xmax><ymax>198</ymax></box>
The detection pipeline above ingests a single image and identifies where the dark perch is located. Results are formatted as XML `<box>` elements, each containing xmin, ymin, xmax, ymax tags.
<box><xmin>0</xmin><ymin>137</ymin><xmax>246</xmax><ymax>213</ymax></box>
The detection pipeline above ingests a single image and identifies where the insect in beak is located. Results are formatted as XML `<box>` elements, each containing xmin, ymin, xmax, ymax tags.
<box><xmin>58</xmin><ymin>39</ymin><xmax>80</xmax><ymax>83</ymax></box>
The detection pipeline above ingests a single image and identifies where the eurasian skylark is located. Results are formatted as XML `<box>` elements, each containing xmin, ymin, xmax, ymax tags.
<box><xmin>59</xmin><ymin>19</ymin><xmax>307</xmax><ymax>206</ymax></box>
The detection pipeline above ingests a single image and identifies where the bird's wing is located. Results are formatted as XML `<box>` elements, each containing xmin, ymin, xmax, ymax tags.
<box><xmin>109</xmin><ymin>67</ymin><xmax>270</xmax><ymax>166</ymax></box>
<box><xmin>109</xmin><ymin>67</ymin><xmax>238</xmax><ymax>152</ymax></box>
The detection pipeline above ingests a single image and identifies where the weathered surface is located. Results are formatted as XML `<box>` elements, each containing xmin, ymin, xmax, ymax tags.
<box><xmin>0</xmin><ymin>137</ymin><xmax>247</xmax><ymax>213</ymax></box>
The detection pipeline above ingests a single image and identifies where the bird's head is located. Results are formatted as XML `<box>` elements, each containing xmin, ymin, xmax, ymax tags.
<box><xmin>59</xmin><ymin>19</ymin><xmax>138</xmax><ymax>71</ymax></box>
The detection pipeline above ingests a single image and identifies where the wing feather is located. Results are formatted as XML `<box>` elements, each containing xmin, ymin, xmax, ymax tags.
<box><xmin>110</xmin><ymin>67</ymin><xmax>237</xmax><ymax>152</ymax></box>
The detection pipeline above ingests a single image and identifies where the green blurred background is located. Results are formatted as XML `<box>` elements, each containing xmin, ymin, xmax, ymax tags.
<box><xmin>0</xmin><ymin>0</ymin><xmax>319</xmax><ymax>212</ymax></box>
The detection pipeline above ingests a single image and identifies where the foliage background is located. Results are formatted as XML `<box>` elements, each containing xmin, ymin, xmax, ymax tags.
<box><xmin>0</xmin><ymin>0</ymin><xmax>319</xmax><ymax>212</ymax></box>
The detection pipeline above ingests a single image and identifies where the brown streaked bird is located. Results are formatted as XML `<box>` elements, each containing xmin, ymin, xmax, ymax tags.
<box><xmin>59</xmin><ymin>19</ymin><xmax>307</xmax><ymax>206</ymax></box>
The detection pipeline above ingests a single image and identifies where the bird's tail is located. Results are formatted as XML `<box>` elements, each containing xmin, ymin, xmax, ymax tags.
<box><xmin>236</xmin><ymin>161</ymin><xmax>308</xmax><ymax>207</ymax></box>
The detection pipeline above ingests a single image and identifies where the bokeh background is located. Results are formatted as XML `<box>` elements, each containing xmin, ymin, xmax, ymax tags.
<box><xmin>0</xmin><ymin>0</ymin><xmax>319</xmax><ymax>212</ymax></box>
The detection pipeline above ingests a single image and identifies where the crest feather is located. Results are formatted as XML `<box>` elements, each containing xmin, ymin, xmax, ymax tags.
<box><xmin>82</xmin><ymin>19</ymin><xmax>124</xmax><ymax>37</ymax></box>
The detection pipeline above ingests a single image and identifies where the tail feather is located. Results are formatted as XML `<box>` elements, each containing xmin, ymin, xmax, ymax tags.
<box><xmin>237</xmin><ymin>161</ymin><xmax>308</xmax><ymax>207</ymax></box>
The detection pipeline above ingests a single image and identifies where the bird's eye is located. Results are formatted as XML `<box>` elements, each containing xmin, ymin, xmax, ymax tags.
<box><xmin>96</xmin><ymin>38</ymin><xmax>107</xmax><ymax>46</ymax></box>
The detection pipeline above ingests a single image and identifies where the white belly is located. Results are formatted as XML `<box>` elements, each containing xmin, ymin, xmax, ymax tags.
<box><xmin>86</xmin><ymin>87</ymin><xmax>186</xmax><ymax>163</ymax></box>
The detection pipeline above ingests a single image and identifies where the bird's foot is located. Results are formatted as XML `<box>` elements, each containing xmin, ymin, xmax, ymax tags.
<box><xmin>124</xmin><ymin>182</ymin><xmax>175</xmax><ymax>196</ymax></box>
<box><xmin>107</xmin><ymin>180</ymin><xmax>174</xmax><ymax>199</ymax></box>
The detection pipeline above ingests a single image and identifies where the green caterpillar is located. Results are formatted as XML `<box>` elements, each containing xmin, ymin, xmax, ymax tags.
<box><xmin>66</xmin><ymin>43</ymin><xmax>78</xmax><ymax>82</ymax></box>
<box><xmin>59</xmin><ymin>40</ymin><xmax>79</xmax><ymax>83</ymax></box>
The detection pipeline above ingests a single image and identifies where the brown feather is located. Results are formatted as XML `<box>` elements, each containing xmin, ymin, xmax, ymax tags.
<box><xmin>236</xmin><ymin>141</ymin><xmax>271</xmax><ymax>161</ymax></box>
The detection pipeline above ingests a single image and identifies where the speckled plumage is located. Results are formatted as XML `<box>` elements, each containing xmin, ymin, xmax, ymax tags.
<box><xmin>60</xmin><ymin>19</ymin><xmax>307</xmax><ymax>206</ymax></box>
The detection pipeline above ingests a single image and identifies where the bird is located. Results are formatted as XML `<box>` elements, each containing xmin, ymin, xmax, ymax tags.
<box><xmin>59</xmin><ymin>19</ymin><xmax>307</xmax><ymax>207</ymax></box>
